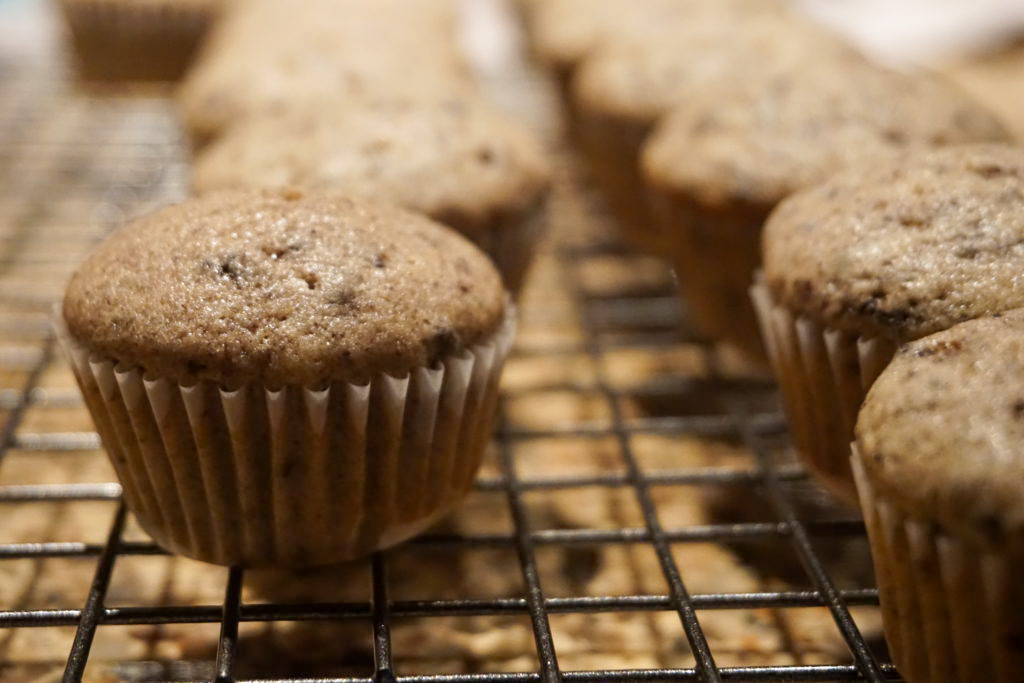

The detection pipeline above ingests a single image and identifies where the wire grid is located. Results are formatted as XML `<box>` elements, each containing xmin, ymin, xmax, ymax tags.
<box><xmin>0</xmin><ymin>31</ymin><xmax>902</xmax><ymax>683</ymax></box>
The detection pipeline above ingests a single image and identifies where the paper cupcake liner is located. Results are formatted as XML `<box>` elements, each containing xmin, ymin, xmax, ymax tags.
<box><xmin>751</xmin><ymin>281</ymin><xmax>895</xmax><ymax>504</ymax></box>
<box><xmin>647</xmin><ymin>188</ymin><xmax>767</xmax><ymax>364</ymax></box>
<box><xmin>573</xmin><ymin>107</ymin><xmax>662</xmax><ymax>254</ymax></box>
<box><xmin>59</xmin><ymin>0</ymin><xmax>219</xmax><ymax>83</ymax></box>
<box><xmin>55</xmin><ymin>308</ymin><xmax>516</xmax><ymax>568</ymax></box>
<box><xmin>469</xmin><ymin>199</ymin><xmax>548</xmax><ymax>296</ymax></box>
<box><xmin>852</xmin><ymin>452</ymin><xmax>1024</xmax><ymax>682</ymax></box>
<box><xmin>551</xmin><ymin>64</ymin><xmax>579</xmax><ymax>133</ymax></box>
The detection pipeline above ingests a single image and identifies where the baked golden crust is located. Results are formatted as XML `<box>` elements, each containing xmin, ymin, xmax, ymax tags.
<box><xmin>63</xmin><ymin>189</ymin><xmax>506</xmax><ymax>387</ymax></box>
<box><xmin>763</xmin><ymin>144</ymin><xmax>1024</xmax><ymax>341</ymax></box>
<box><xmin>857</xmin><ymin>309</ymin><xmax>1024</xmax><ymax>545</ymax></box>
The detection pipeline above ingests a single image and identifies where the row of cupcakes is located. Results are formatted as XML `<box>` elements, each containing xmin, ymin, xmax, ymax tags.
<box><xmin>523</xmin><ymin>0</ymin><xmax>1011</xmax><ymax>362</ymax></box>
<box><xmin>524</xmin><ymin>3</ymin><xmax>1024</xmax><ymax>678</ymax></box>
<box><xmin>521</xmin><ymin>0</ymin><xmax>1018</xmax><ymax>496</ymax></box>
<box><xmin>57</xmin><ymin>0</ymin><xmax>553</xmax><ymax>568</ymax></box>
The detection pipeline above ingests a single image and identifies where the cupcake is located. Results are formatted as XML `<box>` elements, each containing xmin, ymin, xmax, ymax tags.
<box><xmin>572</xmin><ymin>13</ymin><xmax>859</xmax><ymax>253</ymax></box>
<box><xmin>854</xmin><ymin>310</ymin><xmax>1024</xmax><ymax>683</ymax></box>
<box><xmin>526</xmin><ymin>0</ymin><xmax>632</xmax><ymax>97</ymax></box>
<box><xmin>191</xmin><ymin>96</ymin><xmax>552</xmax><ymax>294</ymax></box>
<box><xmin>643</xmin><ymin>61</ymin><xmax>1010</xmax><ymax>366</ymax></box>
<box><xmin>527</xmin><ymin>0</ymin><xmax>785</xmax><ymax>103</ymax></box>
<box><xmin>58</xmin><ymin>189</ymin><xmax>515</xmax><ymax>567</ymax></box>
<box><xmin>178</xmin><ymin>0</ymin><xmax>474</xmax><ymax>146</ymax></box>
<box><xmin>755</xmin><ymin>143</ymin><xmax>1024</xmax><ymax>502</ymax></box>
<box><xmin>59</xmin><ymin>0</ymin><xmax>223</xmax><ymax>82</ymax></box>
<box><xmin>511</xmin><ymin>0</ymin><xmax>545</xmax><ymax>28</ymax></box>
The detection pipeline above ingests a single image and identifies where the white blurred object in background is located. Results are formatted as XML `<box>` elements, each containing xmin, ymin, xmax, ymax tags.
<box><xmin>0</xmin><ymin>0</ymin><xmax>60</xmax><ymax>67</ymax></box>
<box><xmin>794</xmin><ymin>0</ymin><xmax>1024</xmax><ymax>65</ymax></box>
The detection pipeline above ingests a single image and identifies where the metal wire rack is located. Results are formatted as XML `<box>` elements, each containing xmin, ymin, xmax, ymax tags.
<box><xmin>0</xmin><ymin>6</ymin><xmax>902</xmax><ymax>683</ymax></box>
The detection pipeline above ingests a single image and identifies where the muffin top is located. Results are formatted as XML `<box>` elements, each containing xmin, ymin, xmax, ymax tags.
<box><xmin>574</xmin><ymin>13</ymin><xmax>858</xmax><ymax>124</ymax></box>
<box><xmin>857</xmin><ymin>309</ymin><xmax>1024</xmax><ymax>546</ymax></box>
<box><xmin>530</xmin><ymin>0</ymin><xmax>785</xmax><ymax>72</ymax></box>
<box><xmin>191</xmin><ymin>96</ymin><xmax>551</xmax><ymax>237</ymax></box>
<box><xmin>63</xmin><ymin>190</ymin><xmax>507</xmax><ymax>388</ymax></box>
<box><xmin>178</xmin><ymin>0</ymin><xmax>472</xmax><ymax>142</ymax></box>
<box><xmin>763</xmin><ymin>144</ymin><xmax>1024</xmax><ymax>341</ymax></box>
<box><xmin>643</xmin><ymin>60</ymin><xmax>1009</xmax><ymax>208</ymax></box>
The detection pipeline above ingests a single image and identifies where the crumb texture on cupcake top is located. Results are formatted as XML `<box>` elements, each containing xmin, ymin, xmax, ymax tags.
<box><xmin>856</xmin><ymin>309</ymin><xmax>1024</xmax><ymax>545</ymax></box>
<box><xmin>191</xmin><ymin>96</ymin><xmax>551</xmax><ymax>237</ymax></box>
<box><xmin>63</xmin><ymin>190</ymin><xmax>506</xmax><ymax>387</ymax></box>
<box><xmin>574</xmin><ymin>13</ymin><xmax>857</xmax><ymax>123</ymax></box>
<box><xmin>763</xmin><ymin>144</ymin><xmax>1024</xmax><ymax>340</ymax></box>
<box><xmin>643</xmin><ymin>61</ymin><xmax>1009</xmax><ymax>206</ymax></box>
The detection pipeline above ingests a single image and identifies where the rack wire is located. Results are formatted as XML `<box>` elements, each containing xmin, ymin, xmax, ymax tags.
<box><xmin>0</xmin><ymin>6</ymin><xmax>902</xmax><ymax>683</ymax></box>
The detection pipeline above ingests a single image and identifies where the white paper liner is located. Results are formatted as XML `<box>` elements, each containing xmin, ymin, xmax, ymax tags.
<box><xmin>852</xmin><ymin>451</ymin><xmax>1024</xmax><ymax>682</ymax></box>
<box><xmin>751</xmin><ymin>280</ymin><xmax>896</xmax><ymax>504</ymax></box>
<box><xmin>574</xmin><ymin>105</ymin><xmax>663</xmax><ymax>254</ymax></box>
<box><xmin>650</xmin><ymin>190</ymin><xmax>767</xmax><ymax>365</ymax></box>
<box><xmin>55</xmin><ymin>307</ymin><xmax>516</xmax><ymax>567</ymax></box>
<box><xmin>469</xmin><ymin>199</ymin><xmax>548</xmax><ymax>296</ymax></box>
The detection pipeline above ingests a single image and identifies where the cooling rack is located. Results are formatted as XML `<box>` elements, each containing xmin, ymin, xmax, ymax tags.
<box><xmin>0</xmin><ymin>4</ymin><xmax>902</xmax><ymax>682</ymax></box>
